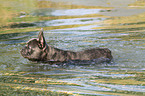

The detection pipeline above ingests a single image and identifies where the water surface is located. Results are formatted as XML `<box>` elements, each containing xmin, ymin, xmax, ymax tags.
<box><xmin>0</xmin><ymin>0</ymin><xmax>145</xmax><ymax>96</ymax></box>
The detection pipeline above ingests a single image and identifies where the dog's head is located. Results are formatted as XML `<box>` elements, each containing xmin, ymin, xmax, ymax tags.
<box><xmin>20</xmin><ymin>29</ymin><xmax>48</xmax><ymax>61</ymax></box>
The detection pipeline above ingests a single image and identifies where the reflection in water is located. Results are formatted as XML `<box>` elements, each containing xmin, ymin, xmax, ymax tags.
<box><xmin>44</xmin><ymin>17</ymin><xmax>103</xmax><ymax>26</ymax></box>
<box><xmin>0</xmin><ymin>0</ymin><xmax>145</xmax><ymax>96</ymax></box>
<box><xmin>0</xmin><ymin>32</ymin><xmax>36</xmax><ymax>44</ymax></box>
<box><xmin>51</xmin><ymin>9</ymin><xmax>102</xmax><ymax>16</ymax></box>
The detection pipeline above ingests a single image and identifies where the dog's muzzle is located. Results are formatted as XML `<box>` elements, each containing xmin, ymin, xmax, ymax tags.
<box><xmin>20</xmin><ymin>46</ymin><xmax>31</xmax><ymax>58</ymax></box>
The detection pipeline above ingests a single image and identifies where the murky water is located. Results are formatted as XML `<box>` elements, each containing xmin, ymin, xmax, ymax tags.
<box><xmin>0</xmin><ymin>0</ymin><xmax>145</xmax><ymax>96</ymax></box>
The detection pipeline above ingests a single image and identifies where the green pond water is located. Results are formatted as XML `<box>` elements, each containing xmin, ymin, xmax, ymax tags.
<box><xmin>0</xmin><ymin>0</ymin><xmax>145</xmax><ymax>96</ymax></box>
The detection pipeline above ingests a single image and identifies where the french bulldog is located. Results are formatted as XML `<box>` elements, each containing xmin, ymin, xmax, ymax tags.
<box><xmin>20</xmin><ymin>29</ymin><xmax>113</xmax><ymax>64</ymax></box>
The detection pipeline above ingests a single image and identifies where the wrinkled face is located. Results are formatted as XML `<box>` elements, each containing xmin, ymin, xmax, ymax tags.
<box><xmin>20</xmin><ymin>39</ymin><xmax>44</xmax><ymax>61</ymax></box>
<box><xmin>21</xmin><ymin>30</ymin><xmax>47</xmax><ymax>61</ymax></box>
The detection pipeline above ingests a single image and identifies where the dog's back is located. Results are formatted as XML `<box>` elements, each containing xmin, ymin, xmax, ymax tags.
<box><xmin>78</xmin><ymin>48</ymin><xmax>112</xmax><ymax>61</ymax></box>
<box><xmin>49</xmin><ymin>47</ymin><xmax>112</xmax><ymax>62</ymax></box>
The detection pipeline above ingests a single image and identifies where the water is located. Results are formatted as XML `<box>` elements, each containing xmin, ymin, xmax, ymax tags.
<box><xmin>0</xmin><ymin>0</ymin><xmax>145</xmax><ymax>96</ymax></box>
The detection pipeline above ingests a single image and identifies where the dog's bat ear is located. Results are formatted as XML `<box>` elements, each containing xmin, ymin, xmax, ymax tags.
<box><xmin>38</xmin><ymin>28</ymin><xmax>46</xmax><ymax>49</ymax></box>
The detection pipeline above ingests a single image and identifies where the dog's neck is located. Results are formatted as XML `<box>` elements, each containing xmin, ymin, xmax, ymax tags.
<box><xmin>45</xmin><ymin>45</ymin><xmax>80</xmax><ymax>61</ymax></box>
<box><xmin>45</xmin><ymin>45</ymin><xmax>62</xmax><ymax>61</ymax></box>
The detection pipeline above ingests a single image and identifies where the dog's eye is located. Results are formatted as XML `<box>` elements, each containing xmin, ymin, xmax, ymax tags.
<box><xmin>26</xmin><ymin>44</ymin><xmax>31</xmax><ymax>49</ymax></box>
<box><xmin>29</xmin><ymin>46</ymin><xmax>32</xmax><ymax>49</ymax></box>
